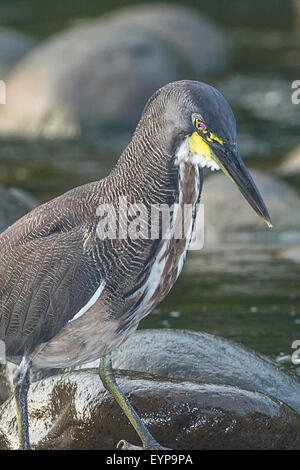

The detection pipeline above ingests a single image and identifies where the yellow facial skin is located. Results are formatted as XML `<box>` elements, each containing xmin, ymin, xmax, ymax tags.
<box><xmin>189</xmin><ymin>132</ymin><xmax>212</xmax><ymax>159</ymax></box>
<box><xmin>207</xmin><ymin>134</ymin><xmax>224</xmax><ymax>146</ymax></box>
<box><xmin>188</xmin><ymin>131</ymin><xmax>223</xmax><ymax>161</ymax></box>
<box><xmin>189</xmin><ymin>130</ymin><xmax>235</xmax><ymax>181</ymax></box>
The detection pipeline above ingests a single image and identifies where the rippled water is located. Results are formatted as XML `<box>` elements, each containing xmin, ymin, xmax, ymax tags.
<box><xmin>0</xmin><ymin>1</ymin><xmax>299</xmax><ymax>377</ymax></box>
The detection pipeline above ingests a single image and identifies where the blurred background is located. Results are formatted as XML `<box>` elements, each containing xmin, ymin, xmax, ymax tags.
<box><xmin>0</xmin><ymin>0</ymin><xmax>299</xmax><ymax>373</ymax></box>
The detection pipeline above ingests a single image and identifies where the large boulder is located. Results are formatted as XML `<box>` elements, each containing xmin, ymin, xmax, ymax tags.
<box><xmin>1</xmin><ymin>329</ymin><xmax>300</xmax><ymax>449</ymax></box>
<box><xmin>200</xmin><ymin>170</ymin><xmax>300</xmax><ymax>243</ymax></box>
<box><xmin>0</xmin><ymin>4</ymin><xmax>229</xmax><ymax>139</ymax></box>
<box><xmin>111</xmin><ymin>329</ymin><xmax>300</xmax><ymax>414</ymax></box>
<box><xmin>0</xmin><ymin>26</ymin><xmax>36</xmax><ymax>78</ymax></box>
<box><xmin>0</xmin><ymin>368</ymin><xmax>299</xmax><ymax>450</ymax></box>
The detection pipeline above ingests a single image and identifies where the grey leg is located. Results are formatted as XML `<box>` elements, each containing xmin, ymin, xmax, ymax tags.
<box><xmin>13</xmin><ymin>357</ymin><xmax>31</xmax><ymax>450</ymax></box>
<box><xmin>99</xmin><ymin>353</ymin><xmax>169</xmax><ymax>450</ymax></box>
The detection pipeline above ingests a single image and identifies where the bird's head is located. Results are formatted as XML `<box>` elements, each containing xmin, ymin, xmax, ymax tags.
<box><xmin>141</xmin><ymin>80</ymin><xmax>272</xmax><ymax>228</ymax></box>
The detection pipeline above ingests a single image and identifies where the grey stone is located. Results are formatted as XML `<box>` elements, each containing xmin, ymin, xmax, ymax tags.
<box><xmin>2</xmin><ymin>329</ymin><xmax>300</xmax><ymax>449</ymax></box>
<box><xmin>200</xmin><ymin>170</ymin><xmax>300</xmax><ymax>243</ymax></box>
<box><xmin>0</xmin><ymin>4</ymin><xmax>229</xmax><ymax>138</ymax></box>
<box><xmin>111</xmin><ymin>329</ymin><xmax>300</xmax><ymax>414</ymax></box>
<box><xmin>0</xmin><ymin>368</ymin><xmax>299</xmax><ymax>450</ymax></box>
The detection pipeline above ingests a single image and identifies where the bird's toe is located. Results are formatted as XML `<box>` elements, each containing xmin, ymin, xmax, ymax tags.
<box><xmin>117</xmin><ymin>439</ymin><xmax>171</xmax><ymax>451</ymax></box>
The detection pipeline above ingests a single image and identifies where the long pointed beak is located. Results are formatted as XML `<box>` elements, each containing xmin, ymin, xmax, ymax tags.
<box><xmin>213</xmin><ymin>145</ymin><xmax>272</xmax><ymax>228</ymax></box>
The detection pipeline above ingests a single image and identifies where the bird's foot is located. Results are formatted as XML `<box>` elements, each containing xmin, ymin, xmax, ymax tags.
<box><xmin>117</xmin><ymin>439</ymin><xmax>171</xmax><ymax>450</ymax></box>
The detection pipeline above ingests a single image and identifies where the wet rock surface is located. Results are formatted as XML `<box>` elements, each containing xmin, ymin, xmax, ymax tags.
<box><xmin>201</xmin><ymin>170</ymin><xmax>300</xmax><ymax>243</ymax></box>
<box><xmin>0</xmin><ymin>4</ymin><xmax>229</xmax><ymax>138</ymax></box>
<box><xmin>1</xmin><ymin>329</ymin><xmax>300</xmax><ymax>449</ymax></box>
<box><xmin>111</xmin><ymin>329</ymin><xmax>300</xmax><ymax>414</ymax></box>
<box><xmin>0</xmin><ymin>186</ymin><xmax>38</xmax><ymax>232</ymax></box>
<box><xmin>1</xmin><ymin>368</ymin><xmax>300</xmax><ymax>450</ymax></box>
<box><xmin>0</xmin><ymin>26</ymin><xmax>36</xmax><ymax>77</ymax></box>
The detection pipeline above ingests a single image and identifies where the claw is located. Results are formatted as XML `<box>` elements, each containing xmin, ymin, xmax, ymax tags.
<box><xmin>117</xmin><ymin>440</ymin><xmax>143</xmax><ymax>450</ymax></box>
<box><xmin>117</xmin><ymin>439</ymin><xmax>171</xmax><ymax>450</ymax></box>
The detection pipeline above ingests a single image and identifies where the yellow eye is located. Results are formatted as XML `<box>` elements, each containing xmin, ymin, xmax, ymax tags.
<box><xmin>194</xmin><ymin>118</ymin><xmax>207</xmax><ymax>132</ymax></box>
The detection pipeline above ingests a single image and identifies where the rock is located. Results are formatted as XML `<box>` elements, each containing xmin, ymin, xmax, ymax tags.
<box><xmin>0</xmin><ymin>186</ymin><xmax>38</xmax><ymax>233</ymax></box>
<box><xmin>112</xmin><ymin>4</ymin><xmax>228</xmax><ymax>75</ymax></box>
<box><xmin>0</xmin><ymin>368</ymin><xmax>300</xmax><ymax>450</ymax></box>
<box><xmin>200</xmin><ymin>170</ymin><xmax>300</xmax><ymax>243</ymax></box>
<box><xmin>0</xmin><ymin>4</ymin><xmax>229</xmax><ymax>139</ymax></box>
<box><xmin>0</xmin><ymin>365</ymin><xmax>12</xmax><ymax>406</ymax></box>
<box><xmin>110</xmin><ymin>329</ymin><xmax>300</xmax><ymax>414</ymax></box>
<box><xmin>277</xmin><ymin>146</ymin><xmax>300</xmax><ymax>176</ymax></box>
<box><xmin>0</xmin><ymin>26</ymin><xmax>36</xmax><ymax>77</ymax></box>
<box><xmin>277</xmin><ymin>246</ymin><xmax>300</xmax><ymax>263</ymax></box>
<box><xmin>16</xmin><ymin>329</ymin><xmax>300</xmax><ymax>413</ymax></box>
<box><xmin>2</xmin><ymin>329</ymin><xmax>300</xmax><ymax>449</ymax></box>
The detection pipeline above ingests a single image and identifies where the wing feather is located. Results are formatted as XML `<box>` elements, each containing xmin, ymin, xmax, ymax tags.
<box><xmin>0</xmin><ymin>182</ymin><xmax>103</xmax><ymax>356</ymax></box>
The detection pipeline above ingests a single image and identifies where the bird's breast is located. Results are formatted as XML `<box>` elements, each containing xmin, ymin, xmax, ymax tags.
<box><xmin>137</xmin><ymin>161</ymin><xmax>202</xmax><ymax>319</ymax></box>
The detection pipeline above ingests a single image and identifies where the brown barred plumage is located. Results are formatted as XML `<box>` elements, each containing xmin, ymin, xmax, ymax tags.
<box><xmin>0</xmin><ymin>79</ymin><xmax>270</xmax><ymax>370</ymax></box>
<box><xmin>1</xmin><ymin>80</ymin><xmax>272</xmax><ymax>451</ymax></box>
